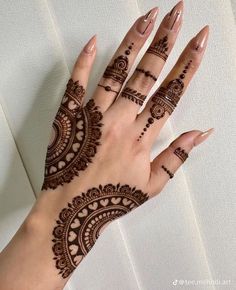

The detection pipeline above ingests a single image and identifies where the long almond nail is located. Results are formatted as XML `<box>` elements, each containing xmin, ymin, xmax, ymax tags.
<box><xmin>84</xmin><ymin>35</ymin><xmax>96</xmax><ymax>54</ymax></box>
<box><xmin>191</xmin><ymin>26</ymin><xmax>209</xmax><ymax>52</ymax></box>
<box><xmin>137</xmin><ymin>7</ymin><xmax>159</xmax><ymax>35</ymax></box>
<box><xmin>194</xmin><ymin>128</ymin><xmax>214</xmax><ymax>147</ymax></box>
<box><xmin>165</xmin><ymin>1</ymin><xmax>183</xmax><ymax>31</ymax></box>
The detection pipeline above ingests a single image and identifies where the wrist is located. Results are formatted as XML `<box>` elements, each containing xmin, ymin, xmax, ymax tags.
<box><xmin>0</xmin><ymin>203</ymin><xmax>68</xmax><ymax>290</ymax></box>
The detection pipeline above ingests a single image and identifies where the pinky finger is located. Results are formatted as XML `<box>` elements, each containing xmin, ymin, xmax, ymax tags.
<box><xmin>71</xmin><ymin>35</ymin><xmax>96</xmax><ymax>90</ymax></box>
<box><xmin>148</xmin><ymin>128</ymin><xmax>214</xmax><ymax>196</ymax></box>
<box><xmin>62</xmin><ymin>35</ymin><xmax>97</xmax><ymax>113</ymax></box>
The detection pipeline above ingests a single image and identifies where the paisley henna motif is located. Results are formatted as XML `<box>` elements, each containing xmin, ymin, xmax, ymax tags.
<box><xmin>137</xmin><ymin>60</ymin><xmax>192</xmax><ymax>141</ymax></box>
<box><xmin>103</xmin><ymin>43</ymin><xmax>134</xmax><ymax>85</ymax></box>
<box><xmin>52</xmin><ymin>184</ymin><xmax>148</xmax><ymax>278</ymax></box>
<box><xmin>42</xmin><ymin>79</ymin><xmax>103</xmax><ymax>190</ymax></box>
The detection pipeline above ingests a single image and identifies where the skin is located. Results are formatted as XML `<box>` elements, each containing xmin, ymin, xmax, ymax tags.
<box><xmin>0</xmin><ymin>2</ymin><xmax>214</xmax><ymax>290</ymax></box>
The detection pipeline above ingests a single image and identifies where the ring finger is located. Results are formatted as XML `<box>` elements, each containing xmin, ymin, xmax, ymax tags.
<box><xmin>136</xmin><ymin>25</ymin><xmax>209</xmax><ymax>143</ymax></box>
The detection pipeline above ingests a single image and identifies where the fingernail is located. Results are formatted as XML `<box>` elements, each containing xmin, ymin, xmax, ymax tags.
<box><xmin>165</xmin><ymin>1</ymin><xmax>183</xmax><ymax>31</ymax></box>
<box><xmin>137</xmin><ymin>7</ymin><xmax>159</xmax><ymax>35</ymax></box>
<box><xmin>194</xmin><ymin>128</ymin><xmax>214</xmax><ymax>147</ymax></box>
<box><xmin>84</xmin><ymin>35</ymin><xmax>96</xmax><ymax>54</ymax></box>
<box><xmin>191</xmin><ymin>26</ymin><xmax>209</xmax><ymax>52</ymax></box>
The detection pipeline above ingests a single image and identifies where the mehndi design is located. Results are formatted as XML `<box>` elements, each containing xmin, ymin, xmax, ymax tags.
<box><xmin>174</xmin><ymin>147</ymin><xmax>188</xmax><ymax>162</ymax></box>
<box><xmin>161</xmin><ymin>165</ymin><xmax>174</xmax><ymax>179</ymax></box>
<box><xmin>137</xmin><ymin>60</ymin><xmax>192</xmax><ymax>141</ymax></box>
<box><xmin>147</xmin><ymin>35</ymin><xmax>169</xmax><ymax>61</ymax></box>
<box><xmin>97</xmin><ymin>84</ymin><xmax>119</xmax><ymax>95</ymax></box>
<box><xmin>135</xmin><ymin>68</ymin><xmax>157</xmax><ymax>82</ymax></box>
<box><xmin>121</xmin><ymin>87</ymin><xmax>146</xmax><ymax>106</ymax></box>
<box><xmin>52</xmin><ymin>184</ymin><xmax>148</xmax><ymax>278</ymax></box>
<box><xmin>103</xmin><ymin>43</ymin><xmax>134</xmax><ymax>84</ymax></box>
<box><xmin>42</xmin><ymin>79</ymin><xmax>103</xmax><ymax>190</ymax></box>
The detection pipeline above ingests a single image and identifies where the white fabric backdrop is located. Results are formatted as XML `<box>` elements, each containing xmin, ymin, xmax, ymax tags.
<box><xmin>0</xmin><ymin>1</ymin><xmax>235</xmax><ymax>289</ymax></box>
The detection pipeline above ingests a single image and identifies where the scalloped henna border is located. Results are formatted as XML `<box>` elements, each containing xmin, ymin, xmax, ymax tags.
<box><xmin>52</xmin><ymin>184</ymin><xmax>149</xmax><ymax>278</ymax></box>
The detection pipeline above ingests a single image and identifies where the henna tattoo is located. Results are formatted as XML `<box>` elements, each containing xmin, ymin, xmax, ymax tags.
<box><xmin>135</xmin><ymin>68</ymin><xmax>157</xmax><ymax>82</ymax></box>
<box><xmin>121</xmin><ymin>87</ymin><xmax>146</xmax><ymax>106</ymax></box>
<box><xmin>174</xmin><ymin>147</ymin><xmax>188</xmax><ymax>162</ymax></box>
<box><xmin>147</xmin><ymin>35</ymin><xmax>169</xmax><ymax>61</ymax></box>
<box><xmin>52</xmin><ymin>184</ymin><xmax>148</xmax><ymax>278</ymax></box>
<box><xmin>103</xmin><ymin>43</ymin><xmax>134</xmax><ymax>84</ymax></box>
<box><xmin>42</xmin><ymin>79</ymin><xmax>103</xmax><ymax>190</ymax></box>
<box><xmin>137</xmin><ymin>60</ymin><xmax>192</xmax><ymax>141</ymax></box>
<box><xmin>97</xmin><ymin>84</ymin><xmax>119</xmax><ymax>94</ymax></box>
<box><xmin>161</xmin><ymin>165</ymin><xmax>174</xmax><ymax>179</ymax></box>
<box><xmin>62</xmin><ymin>78</ymin><xmax>85</xmax><ymax>113</ymax></box>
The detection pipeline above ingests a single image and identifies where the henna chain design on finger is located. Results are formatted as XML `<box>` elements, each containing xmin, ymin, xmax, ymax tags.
<box><xmin>97</xmin><ymin>84</ymin><xmax>119</xmax><ymax>95</ymax></box>
<box><xmin>147</xmin><ymin>35</ymin><xmax>169</xmax><ymax>61</ymax></box>
<box><xmin>174</xmin><ymin>147</ymin><xmax>188</xmax><ymax>162</ymax></box>
<box><xmin>103</xmin><ymin>43</ymin><xmax>134</xmax><ymax>84</ymax></box>
<box><xmin>42</xmin><ymin>79</ymin><xmax>103</xmax><ymax>190</ymax></box>
<box><xmin>137</xmin><ymin>60</ymin><xmax>192</xmax><ymax>141</ymax></box>
<box><xmin>135</xmin><ymin>68</ymin><xmax>157</xmax><ymax>81</ymax></box>
<box><xmin>121</xmin><ymin>87</ymin><xmax>147</xmax><ymax>106</ymax></box>
<box><xmin>52</xmin><ymin>184</ymin><xmax>149</xmax><ymax>278</ymax></box>
<box><xmin>161</xmin><ymin>165</ymin><xmax>174</xmax><ymax>179</ymax></box>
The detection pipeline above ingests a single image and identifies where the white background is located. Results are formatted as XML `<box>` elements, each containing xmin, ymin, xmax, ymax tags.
<box><xmin>0</xmin><ymin>1</ymin><xmax>235</xmax><ymax>289</ymax></box>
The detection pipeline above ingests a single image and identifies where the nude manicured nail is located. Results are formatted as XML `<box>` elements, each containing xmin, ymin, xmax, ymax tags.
<box><xmin>165</xmin><ymin>1</ymin><xmax>183</xmax><ymax>31</ymax></box>
<box><xmin>84</xmin><ymin>35</ymin><xmax>96</xmax><ymax>54</ymax></box>
<box><xmin>137</xmin><ymin>7</ymin><xmax>159</xmax><ymax>35</ymax></box>
<box><xmin>191</xmin><ymin>26</ymin><xmax>209</xmax><ymax>52</ymax></box>
<box><xmin>194</xmin><ymin>128</ymin><xmax>214</xmax><ymax>147</ymax></box>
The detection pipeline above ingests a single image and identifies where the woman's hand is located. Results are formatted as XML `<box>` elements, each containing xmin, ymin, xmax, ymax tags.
<box><xmin>0</xmin><ymin>2</ymin><xmax>213</xmax><ymax>290</ymax></box>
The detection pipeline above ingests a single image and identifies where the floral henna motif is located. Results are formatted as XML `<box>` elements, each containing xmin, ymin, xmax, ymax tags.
<box><xmin>103</xmin><ymin>43</ymin><xmax>134</xmax><ymax>84</ymax></box>
<box><xmin>62</xmin><ymin>78</ymin><xmax>85</xmax><ymax>114</ymax></box>
<box><xmin>42</xmin><ymin>79</ymin><xmax>103</xmax><ymax>190</ymax></box>
<box><xmin>52</xmin><ymin>184</ymin><xmax>148</xmax><ymax>278</ymax></box>
<box><xmin>147</xmin><ymin>35</ymin><xmax>169</xmax><ymax>61</ymax></box>
<box><xmin>138</xmin><ymin>60</ymin><xmax>192</xmax><ymax>141</ymax></box>
<box><xmin>121</xmin><ymin>87</ymin><xmax>146</xmax><ymax>106</ymax></box>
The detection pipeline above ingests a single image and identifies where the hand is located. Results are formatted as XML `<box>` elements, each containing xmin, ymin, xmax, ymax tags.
<box><xmin>0</xmin><ymin>2</ymin><xmax>213</xmax><ymax>290</ymax></box>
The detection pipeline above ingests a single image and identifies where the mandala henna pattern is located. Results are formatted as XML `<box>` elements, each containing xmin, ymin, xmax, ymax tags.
<box><xmin>42</xmin><ymin>79</ymin><xmax>103</xmax><ymax>190</ymax></box>
<box><xmin>137</xmin><ymin>60</ymin><xmax>192</xmax><ymax>141</ymax></box>
<box><xmin>52</xmin><ymin>184</ymin><xmax>149</xmax><ymax>278</ymax></box>
<box><xmin>147</xmin><ymin>35</ymin><xmax>169</xmax><ymax>61</ymax></box>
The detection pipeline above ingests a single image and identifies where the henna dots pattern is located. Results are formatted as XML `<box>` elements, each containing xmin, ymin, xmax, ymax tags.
<box><xmin>42</xmin><ymin>79</ymin><xmax>103</xmax><ymax>190</ymax></box>
<box><xmin>52</xmin><ymin>184</ymin><xmax>148</xmax><ymax>278</ymax></box>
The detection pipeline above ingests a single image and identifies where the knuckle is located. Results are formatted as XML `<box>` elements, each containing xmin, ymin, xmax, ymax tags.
<box><xmin>129</xmin><ymin>72</ymin><xmax>155</xmax><ymax>91</ymax></box>
<box><xmin>103</xmin><ymin>122</ymin><xmax>122</xmax><ymax>142</ymax></box>
<box><xmin>99</xmin><ymin>77</ymin><xmax>121</xmax><ymax>90</ymax></box>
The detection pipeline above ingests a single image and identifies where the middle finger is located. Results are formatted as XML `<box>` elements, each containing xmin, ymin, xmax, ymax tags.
<box><xmin>112</xmin><ymin>1</ymin><xmax>184</xmax><ymax>119</ymax></box>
